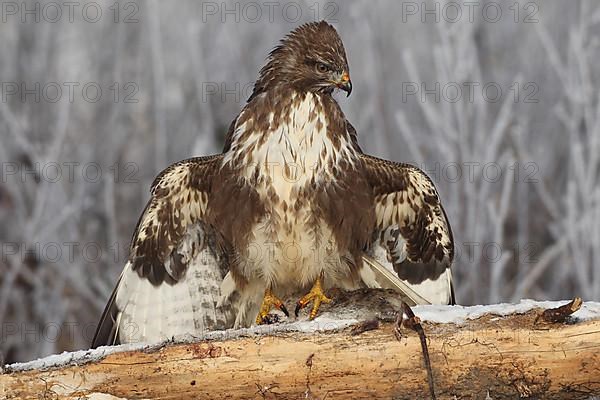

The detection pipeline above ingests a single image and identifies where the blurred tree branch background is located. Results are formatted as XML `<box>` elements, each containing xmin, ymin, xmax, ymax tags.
<box><xmin>1</xmin><ymin>0</ymin><xmax>600</xmax><ymax>363</ymax></box>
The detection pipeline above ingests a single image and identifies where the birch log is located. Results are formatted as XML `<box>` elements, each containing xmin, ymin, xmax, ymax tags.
<box><xmin>1</xmin><ymin>291</ymin><xmax>599</xmax><ymax>399</ymax></box>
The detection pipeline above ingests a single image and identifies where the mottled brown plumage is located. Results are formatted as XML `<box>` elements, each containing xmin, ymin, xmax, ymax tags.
<box><xmin>93</xmin><ymin>21</ymin><xmax>454</xmax><ymax>348</ymax></box>
<box><xmin>129</xmin><ymin>155</ymin><xmax>223</xmax><ymax>285</ymax></box>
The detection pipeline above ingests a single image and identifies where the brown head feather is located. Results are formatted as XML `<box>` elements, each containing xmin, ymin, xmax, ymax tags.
<box><xmin>249</xmin><ymin>21</ymin><xmax>350</xmax><ymax>100</ymax></box>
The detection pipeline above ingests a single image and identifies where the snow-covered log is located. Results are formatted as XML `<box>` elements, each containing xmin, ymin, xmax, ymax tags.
<box><xmin>1</xmin><ymin>290</ymin><xmax>600</xmax><ymax>399</ymax></box>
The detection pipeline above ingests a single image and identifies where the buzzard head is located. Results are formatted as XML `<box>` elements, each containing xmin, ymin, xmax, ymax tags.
<box><xmin>252</xmin><ymin>21</ymin><xmax>352</xmax><ymax>99</ymax></box>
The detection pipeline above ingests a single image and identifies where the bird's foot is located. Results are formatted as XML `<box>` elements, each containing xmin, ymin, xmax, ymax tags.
<box><xmin>295</xmin><ymin>277</ymin><xmax>332</xmax><ymax>320</ymax></box>
<box><xmin>256</xmin><ymin>288</ymin><xmax>289</xmax><ymax>325</ymax></box>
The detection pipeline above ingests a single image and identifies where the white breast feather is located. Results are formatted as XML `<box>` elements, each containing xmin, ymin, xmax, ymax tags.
<box><xmin>224</xmin><ymin>92</ymin><xmax>357</xmax><ymax>293</ymax></box>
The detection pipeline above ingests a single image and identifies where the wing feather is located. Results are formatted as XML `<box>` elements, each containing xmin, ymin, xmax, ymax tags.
<box><xmin>361</xmin><ymin>154</ymin><xmax>455</xmax><ymax>305</ymax></box>
<box><xmin>129</xmin><ymin>155</ymin><xmax>223</xmax><ymax>285</ymax></box>
<box><xmin>92</xmin><ymin>155</ymin><xmax>231</xmax><ymax>347</ymax></box>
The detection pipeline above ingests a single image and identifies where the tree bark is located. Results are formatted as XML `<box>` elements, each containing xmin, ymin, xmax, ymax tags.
<box><xmin>1</xmin><ymin>296</ymin><xmax>599</xmax><ymax>399</ymax></box>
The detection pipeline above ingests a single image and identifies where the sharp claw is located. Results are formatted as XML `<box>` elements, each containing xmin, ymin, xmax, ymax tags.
<box><xmin>294</xmin><ymin>302</ymin><xmax>303</xmax><ymax>317</ymax></box>
<box><xmin>295</xmin><ymin>277</ymin><xmax>332</xmax><ymax>319</ymax></box>
<box><xmin>256</xmin><ymin>288</ymin><xmax>289</xmax><ymax>325</ymax></box>
<box><xmin>279</xmin><ymin>303</ymin><xmax>290</xmax><ymax>317</ymax></box>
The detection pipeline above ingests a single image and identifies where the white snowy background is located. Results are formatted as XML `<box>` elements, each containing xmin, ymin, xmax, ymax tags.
<box><xmin>1</xmin><ymin>0</ymin><xmax>599</xmax><ymax>363</ymax></box>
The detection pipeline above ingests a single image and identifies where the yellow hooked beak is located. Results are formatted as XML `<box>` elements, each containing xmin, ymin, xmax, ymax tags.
<box><xmin>337</xmin><ymin>71</ymin><xmax>352</xmax><ymax>96</ymax></box>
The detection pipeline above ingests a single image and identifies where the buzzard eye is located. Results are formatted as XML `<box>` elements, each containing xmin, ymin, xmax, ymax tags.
<box><xmin>316</xmin><ymin>62</ymin><xmax>330</xmax><ymax>73</ymax></box>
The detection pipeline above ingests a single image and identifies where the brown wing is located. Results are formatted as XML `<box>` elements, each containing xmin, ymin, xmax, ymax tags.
<box><xmin>129</xmin><ymin>155</ymin><xmax>224</xmax><ymax>285</ymax></box>
<box><xmin>361</xmin><ymin>154</ymin><xmax>455</xmax><ymax>304</ymax></box>
<box><xmin>92</xmin><ymin>155</ymin><xmax>231</xmax><ymax>347</ymax></box>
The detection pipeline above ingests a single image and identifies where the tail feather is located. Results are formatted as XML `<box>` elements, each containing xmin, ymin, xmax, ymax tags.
<box><xmin>362</xmin><ymin>252</ymin><xmax>454</xmax><ymax>305</ymax></box>
<box><xmin>363</xmin><ymin>255</ymin><xmax>431</xmax><ymax>305</ymax></box>
<box><xmin>91</xmin><ymin>269</ymin><xmax>126</xmax><ymax>347</ymax></box>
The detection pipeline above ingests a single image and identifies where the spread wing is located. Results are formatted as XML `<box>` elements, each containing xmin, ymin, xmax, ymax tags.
<box><xmin>361</xmin><ymin>154</ymin><xmax>455</xmax><ymax>305</ymax></box>
<box><xmin>129</xmin><ymin>155</ymin><xmax>224</xmax><ymax>285</ymax></box>
<box><xmin>92</xmin><ymin>155</ymin><xmax>234</xmax><ymax>347</ymax></box>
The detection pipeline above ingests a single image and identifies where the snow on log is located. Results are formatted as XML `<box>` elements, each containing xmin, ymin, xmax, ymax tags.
<box><xmin>1</xmin><ymin>289</ymin><xmax>600</xmax><ymax>399</ymax></box>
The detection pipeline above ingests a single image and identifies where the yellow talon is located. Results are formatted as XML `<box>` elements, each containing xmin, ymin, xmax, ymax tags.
<box><xmin>295</xmin><ymin>276</ymin><xmax>332</xmax><ymax>320</ymax></box>
<box><xmin>256</xmin><ymin>288</ymin><xmax>289</xmax><ymax>324</ymax></box>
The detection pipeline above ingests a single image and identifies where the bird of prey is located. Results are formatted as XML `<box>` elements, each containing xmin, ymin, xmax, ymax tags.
<box><xmin>92</xmin><ymin>21</ymin><xmax>454</xmax><ymax>347</ymax></box>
